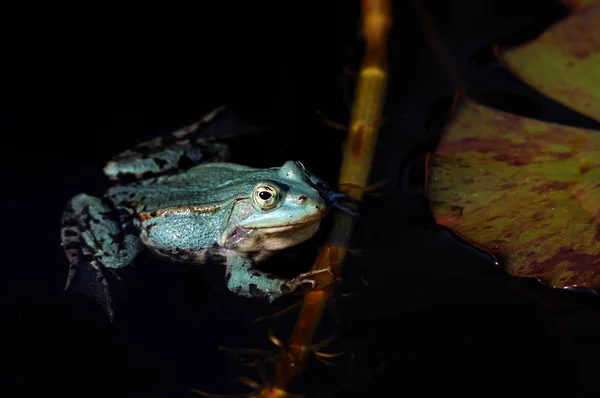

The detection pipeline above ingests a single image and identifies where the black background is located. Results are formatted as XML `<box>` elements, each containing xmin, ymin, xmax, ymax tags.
<box><xmin>2</xmin><ymin>1</ymin><xmax>599</xmax><ymax>397</ymax></box>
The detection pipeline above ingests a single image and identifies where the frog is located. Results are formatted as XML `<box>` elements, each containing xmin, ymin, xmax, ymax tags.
<box><xmin>61</xmin><ymin>105</ymin><xmax>356</xmax><ymax>321</ymax></box>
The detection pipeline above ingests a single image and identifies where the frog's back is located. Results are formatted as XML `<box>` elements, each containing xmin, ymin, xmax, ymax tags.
<box><xmin>166</xmin><ymin>162</ymin><xmax>258</xmax><ymax>187</ymax></box>
<box><xmin>105</xmin><ymin>162</ymin><xmax>278</xmax><ymax>212</ymax></box>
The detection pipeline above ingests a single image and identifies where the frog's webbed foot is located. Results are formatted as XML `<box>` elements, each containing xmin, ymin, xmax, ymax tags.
<box><xmin>326</xmin><ymin>192</ymin><xmax>361</xmax><ymax>217</ymax></box>
<box><xmin>225</xmin><ymin>256</ymin><xmax>333</xmax><ymax>299</ymax></box>
<box><xmin>61</xmin><ymin>194</ymin><xmax>141</xmax><ymax>321</ymax></box>
<box><xmin>303</xmin><ymin>171</ymin><xmax>361</xmax><ymax>217</ymax></box>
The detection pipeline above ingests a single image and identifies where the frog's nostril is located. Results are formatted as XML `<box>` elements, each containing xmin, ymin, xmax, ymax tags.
<box><xmin>298</xmin><ymin>195</ymin><xmax>308</xmax><ymax>204</ymax></box>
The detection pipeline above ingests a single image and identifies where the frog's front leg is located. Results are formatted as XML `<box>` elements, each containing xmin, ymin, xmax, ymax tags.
<box><xmin>61</xmin><ymin>194</ymin><xmax>141</xmax><ymax>320</ymax></box>
<box><xmin>224</xmin><ymin>254</ymin><xmax>331</xmax><ymax>299</ymax></box>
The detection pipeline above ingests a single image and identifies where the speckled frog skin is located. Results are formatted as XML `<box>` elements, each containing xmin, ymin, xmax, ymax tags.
<box><xmin>61</xmin><ymin>107</ymin><xmax>346</xmax><ymax>320</ymax></box>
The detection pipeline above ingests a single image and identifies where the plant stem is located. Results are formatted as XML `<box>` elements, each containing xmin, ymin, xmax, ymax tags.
<box><xmin>259</xmin><ymin>1</ymin><xmax>391</xmax><ymax>396</ymax></box>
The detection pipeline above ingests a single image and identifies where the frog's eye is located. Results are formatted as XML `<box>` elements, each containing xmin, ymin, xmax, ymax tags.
<box><xmin>253</xmin><ymin>184</ymin><xmax>279</xmax><ymax>209</ymax></box>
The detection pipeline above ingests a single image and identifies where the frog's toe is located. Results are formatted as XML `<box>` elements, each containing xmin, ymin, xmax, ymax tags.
<box><xmin>327</xmin><ymin>192</ymin><xmax>361</xmax><ymax>217</ymax></box>
<box><xmin>281</xmin><ymin>278</ymin><xmax>315</xmax><ymax>295</ymax></box>
<box><xmin>328</xmin><ymin>192</ymin><xmax>361</xmax><ymax>205</ymax></box>
<box><xmin>331</xmin><ymin>202</ymin><xmax>361</xmax><ymax>217</ymax></box>
<box><xmin>284</xmin><ymin>268</ymin><xmax>335</xmax><ymax>293</ymax></box>
<box><xmin>66</xmin><ymin>261</ymin><xmax>116</xmax><ymax>322</ymax></box>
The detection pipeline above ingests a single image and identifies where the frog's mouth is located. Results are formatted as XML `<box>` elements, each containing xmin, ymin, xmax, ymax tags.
<box><xmin>239</xmin><ymin>208</ymin><xmax>328</xmax><ymax>231</ymax></box>
<box><xmin>245</xmin><ymin>219</ymin><xmax>320</xmax><ymax>231</ymax></box>
<box><xmin>223</xmin><ymin>218</ymin><xmax>323</xmax><ymax>251</ymax></box>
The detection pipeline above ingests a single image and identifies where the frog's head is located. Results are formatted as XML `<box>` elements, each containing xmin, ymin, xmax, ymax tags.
<box><xmin>221</xmin><ymin>161</ymin><xmax>329</xmax><ymax>252</ymax></box>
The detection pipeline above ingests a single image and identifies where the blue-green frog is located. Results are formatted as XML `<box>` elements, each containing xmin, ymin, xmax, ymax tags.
<box><xmin>61</xmin><ymin>106</ymin><xmax>353</xmax><ymax>320</ymax></box>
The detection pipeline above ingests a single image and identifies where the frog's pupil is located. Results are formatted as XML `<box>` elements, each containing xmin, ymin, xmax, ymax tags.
<box><xmin>259</xmin><ymin>191</ymin><xmax>272</xmax><ymax>200</ymax></box>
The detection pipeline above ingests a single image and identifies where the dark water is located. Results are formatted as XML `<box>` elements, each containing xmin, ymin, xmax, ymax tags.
<box><xmin>1</xmin><ymin>1</ymin><xmax>598</xmax><ymax>397</ymax></box>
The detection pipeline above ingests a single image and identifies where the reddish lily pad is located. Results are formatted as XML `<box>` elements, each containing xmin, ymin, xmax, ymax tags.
<box><xmin>497</xmin><ymin>4</ymin><xmax>600</xmax><ymax>121</ymax></box>
<box><xmin>561</xmin><ymin>0</ymin><xmax>600</xmax><ymax>10</ymax></box>
<box><xmin>426</xmin><ymin>99</ymin><xmax>600</xmax><ymax>289</ymax></box>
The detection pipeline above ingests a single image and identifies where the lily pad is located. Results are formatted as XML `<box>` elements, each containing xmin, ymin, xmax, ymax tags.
<box><xmin>426</xmin><ymin>98</ymin><xmax>600</xmax><ymax>289</ymax></box>
<box><xmin>497</xmin><ymin>4</ymin><xmax>600</xmax><ymax>121</ymax></box>
<box><xmin>561</xmin><ymin>0</ymin><xmax>600</xmax><ymax>10</ymax></box>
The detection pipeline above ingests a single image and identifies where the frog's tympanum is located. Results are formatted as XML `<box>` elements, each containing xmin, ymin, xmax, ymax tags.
<box><xmin>61</xmin><ymin>107</ymin><xmax>349</xmax><ymax>320</ymax></box>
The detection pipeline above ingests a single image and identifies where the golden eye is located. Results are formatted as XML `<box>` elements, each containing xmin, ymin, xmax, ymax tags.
<box><xmin>253</xmin><ymin>185</ymin><xmax>279</xmax><ymax>209</ymax></box>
